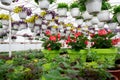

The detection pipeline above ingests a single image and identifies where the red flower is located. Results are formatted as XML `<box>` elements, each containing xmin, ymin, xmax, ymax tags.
<box><xmin>85</xmin><ymin>40</ymin><xmax>88</xmax><ymax>45</ymax></box>
<box><xmin>112</xmin><ymin>39</ymin><xmax>119</xmax><ymax>45</ymax></box>
<box><xmin>48</xmin><ymin>48</ymin><xmax>51</xmax><ymax>50</ymax></box>
<box><xmin>74</xmin><ymin>32</ymin><xmax>81</xmax><ymax>38</ymax></box>
<box><xmin>90</xmin><ymin>33</ymin><xmax>94</xmax><ymax>38</ymax></box>
<box><xmin>49</xmin><ymin>36</ymin><xmax>56</xmax><ymax>41</ymax></box>
<box><xmin>45</xmin><ymin>30</ymin><xmax>51</xmax><ymax>36</ymax></box>
<box><xmin>57</xmin><ymin>33</ymin><xmax>61</xmax><ymax>40</ymax></box>
<box><xmin>98</xmin><ymin>29</ymin><xmax>107</xmax><ymax>36</ymax></box>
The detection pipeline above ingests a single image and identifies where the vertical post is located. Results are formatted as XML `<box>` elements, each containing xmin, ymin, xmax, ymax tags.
<box><xmin>9</xmin><ymin>11</ymin><xmax>12</xmax><ymax>57</ymax></box>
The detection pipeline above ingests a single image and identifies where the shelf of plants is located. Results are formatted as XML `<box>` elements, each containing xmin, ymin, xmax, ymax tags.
<box><xmin>0</xmin><ymin>0</ymin><xmax>120</xmax><ymax>80</ymax></box>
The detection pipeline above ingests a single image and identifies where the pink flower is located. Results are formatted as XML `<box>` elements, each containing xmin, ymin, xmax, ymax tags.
<box><xmin>49</xmin><ymin>36</ymin><xmax>56</xmax><ymax>41</ymax></box>
<box><xmin>74</xmin><ymin>32</ymin><xmax>81</xmax><ymax>38</ymax></box>
<box><xmin>45</xmin><ymin>30</ymin><xmax>51</xmax><ymax>36</ymax></box>
<box><xmin>98</xmin><ymin>29</ymin><xmax>107</xmax><ymax>36</ymax></box>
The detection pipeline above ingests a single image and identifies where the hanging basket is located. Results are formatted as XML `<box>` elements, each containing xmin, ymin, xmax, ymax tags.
<box><xmin>116</xmin><ymin>13</ymin><xmax>120</xmax><ymax>23</ymax></box>
<box><xmin>91</xmin><ymin>17</ymin><xmax>99</xmax><ymax>25</ymax></box>
<box><xmin>82</xmin><ymin>11</ymin><xmax>93</xmax><ymax>20</ymax></box>
<box><xmin>1</xmin><ymin>20</ymin><xmax>9</xmax><ymax>25</ymax></box>
<box><xmin>97</xmin><ymin>10</ymin><xmax>110</xmax><ymax>22</ymax></box>
<box><xmin>1</xmin><ymin>0</ymin><xmax>12</xmax><ymax>6</ymax></box>
<box><xmin>108</xmin><ymin>22</ymin><xmax>118</xmax><ymax>30</ymax></box>
<box><xmin>85</xmin><ymin>0</ymin><xmax>102</xmax><ymax>14</ymax></box>
<box><xmin>45</xmin><ymin>14</ymin><xmax>52</xmax><ymax>21</ymax></box>
<box><xmin>85</xmin><ymin>20</ymin><xmax>92</xmax><ymax>27</ymax></box>
<box><xmin>76</xmin><ymin>19</ymin><xmax>83</xmax><ymax>25</ymax></box>
<box><xmin>27</xmin><ymin>22</ymin><xmax>34</xmax><ymax>28</ymax></box>
<box><xmin>58</xmin><ymin>8</ymin><xmax>67</xmax><ymax>17</ymax></box>
<box><xmin>39</xmin><ymin>0</ymin><xmax>50</xmax><ymax>10</ymax></box>
<box><xmin>18</xmin><ymin>24</ymin><xmax>27</xmax><ymax>31</ymax></box>
<box><xmin>35</xmin><ymin>18</ymin><xmax>42</xmax><ymax>25</ymax></box>
<box><xmin>70</xmin><ymin>8</ymin><xmax>80</xmax><ymax>18</ymax></box>
<box><xmin>19</xmin><ymin>11</ymin><xmax>27</xmax><ymax>19</ymax></box>
<box><xmin>97</xmin><ymin>22</ymin><xmax>104</xmax><ymax>28</ymax></box>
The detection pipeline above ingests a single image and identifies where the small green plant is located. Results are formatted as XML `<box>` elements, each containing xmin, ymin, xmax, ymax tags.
<box><xmin>0</xmin><ymin>22</ymin><xmax>2</xmax><ymax>28</ymax></box>
<box><xmin>113</xmin><ymin>5</ymin><xmax>120</xmax><ymax>15</ymax></box>
<box><xmin>70</xmin><ymin>2</ymin><xmax>79</xmax><ymax>9</ymax></box>
<box><xmin>34</xmin><ymin>0</ymin><xmax>55</xmax><ymax>4</ymax></box>
<box><xmin>75</xmin><ymin>16</ymin><xmax>83</xmax><ymax>19</ymax></box>
<box><xmin>25</xmin><ymin>15</ymin><xmax>35</xmax><ymax>23</ymax></box>
<box><xmin>102</xmin><ymin>2</ymin><xmax>111</xmax><ymax>10</ymax></box>
<box><xmin>57</xmin><ymin>3</ymin><xmax>68</xmax><ymax>10</ymax></box>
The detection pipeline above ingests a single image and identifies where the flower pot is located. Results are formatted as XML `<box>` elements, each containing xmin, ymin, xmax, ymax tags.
<box><xmin>85</xmin><ymin>21</ymin><xmax>92</xmax><ymax>27</ymax></box>
<box><xmin>19</xmin><ymin>24</ymin><xmax>26</xmax><ymax>31</ymax></box>
<box><xmin>67</xmin><ymin>49</ymin><xmax>87</xmax><ymax>62</ymax></box>
<box><xmin>58</xmin><ymin>17</ymin><xmax>65</xmax><ymax>22</ymax></box>
<box><xmin>97</xmin><ymin>22</ymin><xmax>104</xmax><ymax>28</ymax></box>
<box><xmin>42</xmin><ymin>50</ymin><xmax>60</xmax><ymax>60</ymax></box>
<box><xmin>1</xmin><ymin>0</ymin><xmax>12</xmax><ymax>5</ymax></box>
<box><xmin>90</xmin><ymin>48</ymin><xmax>118</xmax><ymax>66</ymax></box>
<box><xmin>13</xmin><ymin>24</ymin><xmax>19</xmax><ymax>30</ymax></box>
<box><xmin>42</xmin><ymin>25</ymin><xmax>47</xmax><ymax>30</ymax></box>
<box><xmin>19</xmin><ymin>11</ymin><xmax>27</xmax><ymax>19</ymax></box>
<box><xmin>35</xmin><ymin>18</ymin><xmax>42</xmax><ymax>25</ymax></box>
<box><xmin>82</xmin><ymin>11</ymin><xmax>93</xmax><ymax>20</ymax></box>
<box><xmin>76</xmin><ymin>19</ymin><xmax>83</xmax><ymax>25</ymax></box>
<box><xmin>108</xmin><ymin>69</ymin><xmax>120</xmax><ymax>80</ymax></box>
<box><xmin>97</xmin><ymin>10</ymin><xmax>110</xmax><ymax>22</ymax></box>
<box><xmin>91</xmin><ymin>17</ymin><xmax>99</xmax><ymax>25</ymax></box>
<box><xmin>85</xmin><ymin>0</ymin><xmax>102</xmax><ymax>14</ymax></box>
<box><xmin>1</xmin><ymin>20</ymin><xmax>9</xmax><ymax>25</ymax></box>
<box><xmin>108</xmin><ymin>22</ymin><xmax>118</xmax><ymax>30</ymax></box>
<box><xmin>45</xmin><ymin>14</ymin><xmax>52</xmax><ymax>21</ymax></box>
<box><xmin>58</xmin><ymin>8</ymin><xmax>67</xmax><ymax>17</ymax></box>
<box><xmin>34</xmin><ymin>26</ymin><xmax>40</xmax><ymax>33</ymax></box>
<box><xmin>39</xmin><ymin>0</ymin><xmax>50</xmax><ymax>10</ymax></box>
<box><xmin>116</xmin><ymin>13</ymin><xmax>120</xmax><ymax>23</ymax></box>
<box><xmin>2</xmin><ymin>25</ymin><xmax>8</xmax><ymax>30</ymax></box>
<box><xmin>12</xmin><ymin>30</ymin><xmax>17</xmax><ymax>35</ymax></box>
<box><xmin>70</xmin><ymin>8</ymin><xmax>80</xmax><ymax>18</ymax></box>
<box><xmin>27</xmin><ymin>22</ymin><xmax>34</xmax><ymax>28</ymax></box>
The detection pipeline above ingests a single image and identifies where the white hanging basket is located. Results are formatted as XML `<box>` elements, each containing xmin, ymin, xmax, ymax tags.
<box><xmin>1</xmin><ymin>20</ymin><xmax>9</xmax><ymax>25</ymax></box>
<box><xmin>91</xmin><ymin>17</ymin><xmax>99</xmax><ymax>25</ymax></box>
<box><xmin>76</xmin><ymin>19</ymin><xmax>83</xmax><ymax>25</ymax></box>
<box><xmin>13</xmin><ymin>24</ymin><xmax>19</xmax><ymax>30</ymax></box>
<box><xmin>0</xmin><ymin>28</ymin><xmax>3</xmax><ymax>35</ymax></box>
<box><xmin>39</xmin><ymin>0</ymin><xmax>50</xmax><ymax>10</ymax></box>
<box><xmin>58</xmin><ymin>8</ymin><xmax>67</xmax><ymax>17</ymax></box>
<box><xmin>12</xmin><ymin>30</ymin><xmax>17</xmax><ymax>35</ymax></box>
<box><xmin>45</xmin><ymin>14</ymin><xmax>52</xmax><ymax>21</ymax></box>
<box><xmin>85</xmin><ymin>0</ymin><xmax>102</xmax><ymax>14</ymax></box>
<box><xmin>82</xmin><ymin>11</ymin><xmax>93</xmax><ymax>20</ymax></box>
<box><xmin>97</xmin><ymin>10</ymin><xmax>110</xmax><ymax>22</ymax></box>
<box><xmin>34</xmin><ymin>26</ymin><xmax>40</xmax><ymax>33</ymax></box>
<box><xmin>42</xmin><ymin>25</ymin><xmax>47</xmax><ymax>30</ymax></box>
<box><xmin>19</xmin><ymin>24</ymin><xmax>27</xmax><ymax>31</ymax></box>
<box><xmin>19</xmin><ymin>11</ymin><xmax>27</xmax><ymax>19</ymax></box>
<box><xmin>116</xmin><ymin>13</ymin><xmax>120</xmax><ymax>23</ymax></box>
<box><xmin>108</xmin><ymin>22</ymin><xmax>118</xmax><ymax>30</ymax></box>
<box><xmin>97</xmin><ymin>22</ymin><xmax>104</xmax><ymax>28</ymax></box>
<box><xmin>3</xmin><ymin>25</ymin><xmax>8</xmax><ymax>30</ymax></box>
<box><xmin>35</xmin><ymin>18</ymin><xmax>42</xmax><ymax>25</ymax></box>
<box><xmin>58</xmin><ymin>17</ymin><xmax>65</xmax><ymax>22</ymax></box>
<box><xmin>1</xmin><ymin>0</ymin><xmax>12</xmax><ymax>5</ymax></box>
<box><xmin>70</xmin><ymin>8</ymin><xmax>80</xmax><ymax>17</ymax></box>
<box><xmin>85</xmin><ymin>21</ymin><xmax>92</xmax><ymax>27</ymax></box>
<box><xmin>27</xmin><ymin>22</ymin><xmax>34</xmax><ymax>28</ymax></box>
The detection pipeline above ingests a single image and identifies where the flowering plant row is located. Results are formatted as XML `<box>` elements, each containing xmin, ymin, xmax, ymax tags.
<box><xmin>42</xmin><ymin>29</ymin><xmax>120</xmax><ymax>51</ymax></box>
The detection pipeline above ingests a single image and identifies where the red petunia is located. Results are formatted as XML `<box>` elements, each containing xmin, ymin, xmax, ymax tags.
<box><xmin>48</xmin><ymin>48</ymin><xmax>51</xmax><ymax>50</ymax></box>
<box><xmin>74</xmin><ymin>32</ymin><xmax>81</xmax><ymax>38</ymax></box>
<box><xmin>98</xmin><ymin>29</ymin><xmax>107</xmax><ymax>36</ymax></box>
<box><xmin>85</xmin><ymin>40</ymin><xmax>88</xmax><ymax>45</ymax></box>
<box><xmin>45</xmin><ymin>30</ymin><xmax>51</xmax><ymax>36</ymax></box>
<box><xmin>57</xmin><ymin>33</ymin><xmax>61</xmax><ymax>40</ymax></box>
<box><xmin>112</xmin><ymin>39</ymin><xmax>119</xmax><ymax>45</ymax></box>
<box><xmin>49</xmin><ymin>36</ymin><xmax>56</xmax><ymax>41</ymax></box>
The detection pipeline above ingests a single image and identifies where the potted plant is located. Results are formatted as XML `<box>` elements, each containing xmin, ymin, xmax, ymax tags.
<box><xmin>18</xmin><ymin>21</ymin><xmax>27</xmax><ymax>31</ymax></box>
<box><xmin>113</xmin><ymin>5</ymin><xmax>120</xmax><ymax>23</ymax></box>
<box><xmin>70</xmin><ymin>2</ymin><xmax>80</xmax><ymax>18</ymax></box>
<box><xmin>35</xmin><ymin>14</ymin><xmax>42</xmax><ymax>25</ymax></box>
<box><xmin>1</xmin><ymin>0</ymin><xmax>18</xmax><ymax>6</ymax></box>
<box><xmin>75</xmin><ymin>16</ymin><xmax>84</xmax><ymax>25</ymax></box>
<box><xmin>66</xmin><ymin>32</ymin><xmax>88</xmax><ymax>62</ymax></box>
<box><xmin>25</xmin><ymin>15</ymin><xmax>35</xmax><ymax>28</ymax></box>
<box><xmin>97</xmin><ymin>2</ymin><xmax>111</xmax><ymax>22</ymax></box>
<box><xmin>12</xmin><ymin>21</ymin><xmax>19</xmax><ymax>30</ymax></box>
<box><xmin>41</xmin><ymin>31</ymin><xmax>62</xmax><ymax>60</ymax></box>
<box><xmin>13</xmin><ymin>5</ymin><xmax>32</xmax><ymax>19</ymax></box>
<box><xmin>34</xmin><ymin>0</ymin><xmax>55</xmax><ymax>10</ymax></box>
<box><xmin>90</xmin><ymin>29</ymin><xmax>119</xmax><ymax>66</ymax></box>
<box><xmin>0</xmin><ymin>14</ymin><xmax>9</xmax><ymax>25</ymax></box>
<box><xmin>57</xmin><ymin>3</ymin><xmax>68</xmax><ymax>17</ymax></box>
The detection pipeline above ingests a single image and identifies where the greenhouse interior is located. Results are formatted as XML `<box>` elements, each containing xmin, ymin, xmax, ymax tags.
<box><xmin>0</xmin><ymin>0</ymin><xmax>120</xmax><ymax>80</ymax></box>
